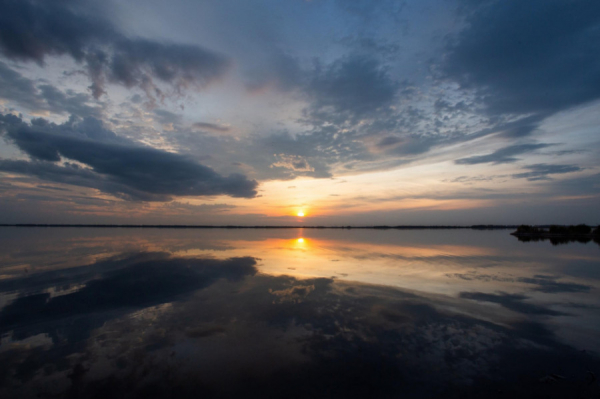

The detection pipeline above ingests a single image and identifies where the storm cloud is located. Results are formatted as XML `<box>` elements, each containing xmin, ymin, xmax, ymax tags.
<box><xmin>0</xmin><ymin>114</ymin><xmax>258</xmax><ymax>201</ymax></box>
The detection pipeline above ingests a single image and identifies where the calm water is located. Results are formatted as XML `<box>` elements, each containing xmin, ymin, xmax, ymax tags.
<box><xmin>0</xmin><ymin>228</ymin><xmax>599</xmax><ymax>398</ymax></box>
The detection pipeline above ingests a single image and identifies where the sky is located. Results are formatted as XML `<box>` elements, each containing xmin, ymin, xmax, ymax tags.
<box><xmin>0</xmin><ymin>0</ymin><xmax>599</xmax><ymax>225</ymax></box>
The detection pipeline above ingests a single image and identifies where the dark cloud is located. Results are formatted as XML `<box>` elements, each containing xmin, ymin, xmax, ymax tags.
<box><xmin>511</xmin><ymin>163</ymin><xmax>583</xmax><ymax>181</ymax></box>
<box><xmin>455</xmin><ymin>143</ymin><xmax>551</xmax><ymax>165</ymax></box>
<box><xmin>0</xmin><ymin>114</ymin><xmax>258</xmax><ymax>200</ymax></box>
<box><xmin>0</xmin><ymin>61</ymin><xmax>102</xmax><ymax>117</ymax></box>
<box><xmin>0</xmin><ymin>0</ymin><xmax>230</xmax><ymax>100</ymax></box>
<box><xmin>444</xmin><ymin>0</ymin><xmax>600</xmax><ymax>116</ymax></box>
<box><xmin>459</xmin><ymin>291</ymin><xmax>568</xmax><ymax>316</ymax></box>
<box><xmin>0</xmin><ymin>61</ymin><xmax>40</xmax><ymax>107</ymax></box>
<box><xmin>304</xmin><ymin>55</ymin><xmax>398</xmax><ymax>126</ymax></box>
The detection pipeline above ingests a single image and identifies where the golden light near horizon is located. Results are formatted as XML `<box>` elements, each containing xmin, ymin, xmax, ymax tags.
<box><xmin>297</xmin><ymin>211</ymin><xmax>305</xmax><ymax>217</ymax></box>
<box><xmin>293</xmin><ymin>237</ymin><xmax>309</xmax><ymax>249</ymax></box>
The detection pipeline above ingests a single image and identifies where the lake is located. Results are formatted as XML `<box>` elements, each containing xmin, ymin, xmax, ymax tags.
<box><xmin>0</xmin><ymin>228</ymin><xmax>599</xmax><ymax>398</ymax></box>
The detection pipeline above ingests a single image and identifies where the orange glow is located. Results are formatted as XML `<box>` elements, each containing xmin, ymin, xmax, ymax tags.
<box><xmin>170</xmin><ymin>233</ymin><xmax>507</xmax><ymax>293</ymax></box>
<box><xmin>297</xmin><ymin>211</ymin><xmax>305</xmax><ymax>217</ymax></box>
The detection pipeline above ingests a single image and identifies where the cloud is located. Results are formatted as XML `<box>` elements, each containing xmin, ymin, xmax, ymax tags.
<box><xmin>338</xmin><ymin>36</ymin><xmax>401</xmax><ymax>61</ymax></box>
<box><xmin>545</xmin><ymin>172</ymin><xmax>600</xmax><ymax>197</ymax></box>
<box><xmin>448</xmin><ymin>272</ymin><xmax>591</xmax><ymax>293</ymax></box>
<box><xmin>434</xmin><ymin>98</ymin><xmax>470</xmax><ymax>114</ymax></box>
<box><xmin>0</xmin><ymin>0</ymin><xmax>230</xmax><ymax>100</ymax></box>
<box><xmin>455</xmin><ymin>143</ymin><xmax>551</xmax><ymax>165</ymax></box>
<box><xmin>304</xmin><ymin>55</ymin><xmax>399</xmax><ymax>126</ymax></box>
<box><xmin>511</xmin><ymin>163</ymin><xmax>583</xmax><ymax>181</ymax></box>
<box><xmin>376</xmin><ymin>136</ymin><xmax>402</xmax><ymax>147</ymax></box>
<box><xmin>192</xmin><ymin>122</ymin><xmax>231</xmax><ymax>132</ymax></box>
<box><xmin>518</xmin><ymin>275</ymin><xmax>591</xmax><ymax>294</ymax></box>
<box><xmin>447</xmin><ymin>175</ymin><xmax>500</xmax><ymax>183</ymax></box>
<box><xmin>270</xmin><ymin>154</ymin><xmax>315</xmax><ymax>172</ymax></box>
<box><xmin>2</xmin><ymin>250</ymin><xmax>598</xmax><ymax>397</ymax></box>
<box><xmin>0</xmin><ymin>61</ymin><xmax>102</xmax><ymax>117</ymax></box>
<box><xmin>444</xmin><ymin>0</ymin><xmax>600</xmax><ymax>116</ymax></box>
<box><xmin>459</xmin><ymin>291</ymin><xmax>568</xmax><ymax>316</ymax></box>
<box><xmin>244</xmin><ymin>49</ymin><xmax>304</xmax><ymax>92</ymax></box>
<box><xmin>0</xmin><ymin>114</ymin><xmax>258</xmax><ymax>200</ymax></box>
<box><xmin>153</xmin><ymin>109</ymin><xmax>182</xmax><ymax>126</ymax></box>
<box><xmin>0</xmin><ymin>252</ymin><xmax>257</xmax><ymax>340</ymax></box>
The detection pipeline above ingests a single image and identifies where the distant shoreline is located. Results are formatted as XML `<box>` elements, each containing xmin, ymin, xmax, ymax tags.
<box><xmin>0</xmin><ymin>224</ymin><xmax>519</xmax><ymax>229</ymax></box>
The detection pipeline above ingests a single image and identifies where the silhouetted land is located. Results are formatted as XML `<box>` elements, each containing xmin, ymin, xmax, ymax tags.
<box><xmin>512</xmin><ymin>224</ymin><xmax>600</xmax><ymax>246</ymax></box>
<box><xmin>0</xmin><ymin>224</ymin><xmax>519</xmax><ymax>229</ymax></box>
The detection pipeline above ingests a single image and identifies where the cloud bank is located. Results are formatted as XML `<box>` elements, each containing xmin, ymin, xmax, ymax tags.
<box><xmin>0</xmin><ymin>114</ymin><xmax>258</xmax><ymax>201</ymax></box>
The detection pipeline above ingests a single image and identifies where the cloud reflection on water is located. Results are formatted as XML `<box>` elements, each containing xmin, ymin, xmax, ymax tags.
<box><xmin>0</xmin><ymin>228</ymin><xmax>599</xmax><ymax>398</ymax></box>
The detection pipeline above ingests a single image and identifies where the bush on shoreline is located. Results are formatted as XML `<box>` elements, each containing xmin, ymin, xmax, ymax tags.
<box><xmin>516</xmin><ymin>225</ymin><xmax>542</xmax><ymax>234</ymax></box>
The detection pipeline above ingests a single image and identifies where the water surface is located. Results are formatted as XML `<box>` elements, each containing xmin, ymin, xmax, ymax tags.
<box><xmin>0</xmin><ymin>228</ymin><xmax>599</xmax><ymax>398</ymax></box>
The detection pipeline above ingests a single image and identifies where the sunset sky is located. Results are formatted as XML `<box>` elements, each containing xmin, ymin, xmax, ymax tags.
<box><xmin>0</xmin><ymin>0</ymin><xmax>599</xmax><ymax>225</ymax></box>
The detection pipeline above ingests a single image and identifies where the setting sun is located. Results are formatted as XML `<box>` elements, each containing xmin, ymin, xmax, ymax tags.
<box><xmin>297</xmin><ymin>211</ymin><xmax>305</xmax><ymax>217</ymax></box>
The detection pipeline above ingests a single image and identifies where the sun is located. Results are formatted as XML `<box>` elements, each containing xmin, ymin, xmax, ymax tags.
<box><xmin>297</xmin><ymin>211</ymin><xmax>305</xmax><ymax>217</ymax></box>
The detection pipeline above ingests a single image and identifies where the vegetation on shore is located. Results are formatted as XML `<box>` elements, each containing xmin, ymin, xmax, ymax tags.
<box><xmin>514</xmin><ymin>224</ymin><xmax>599</xmax><ymax>236</ymax></box>
<box><xmin>512</xmin><ymin>224</ymin><xmax>600</xmax><ymax>246</ymax></box>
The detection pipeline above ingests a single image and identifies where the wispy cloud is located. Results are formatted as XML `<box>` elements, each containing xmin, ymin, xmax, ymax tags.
<box><xmin>455</xmin><ymin>144</ymin><xmax>552</xmax><ymax>165</ymax></box>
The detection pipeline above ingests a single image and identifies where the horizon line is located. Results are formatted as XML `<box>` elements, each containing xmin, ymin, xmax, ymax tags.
<box><xmin>0</xmin><ymin>224</ymin><xmax>521</xmax><ymax>229</ymax></box>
